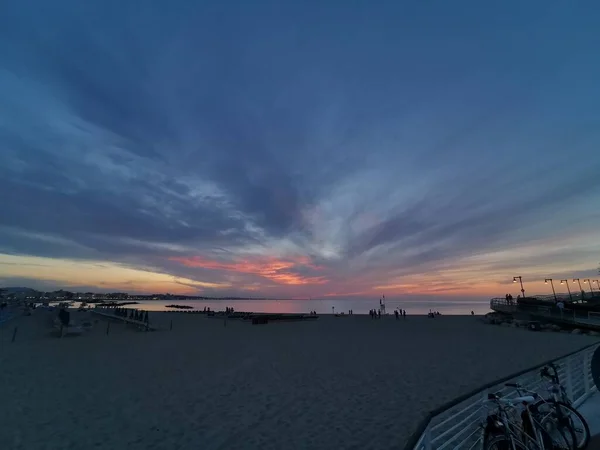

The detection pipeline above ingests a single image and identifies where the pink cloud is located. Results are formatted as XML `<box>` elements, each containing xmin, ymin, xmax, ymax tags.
<box><xmin>170</xmin><ymin>255</ymin><xmax>328</xmax><ymax>286</ymax></box>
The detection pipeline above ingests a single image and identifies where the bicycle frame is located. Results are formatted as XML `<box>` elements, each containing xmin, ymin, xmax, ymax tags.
<box><xmin>541</xmin><ymin>363</ymin><xmax>571</xmax><ymax>405</ymax></box>
<box><xmin>485</xmin><ymin>396</ymin><xmax>550</xmax><ymax>450</ymax></box>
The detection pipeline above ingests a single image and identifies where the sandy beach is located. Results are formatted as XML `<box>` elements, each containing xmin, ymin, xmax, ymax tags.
<box><xmin>0</xmin><ymin>310</ymin><xmax>597</xmax><ymax>450</ymax></box>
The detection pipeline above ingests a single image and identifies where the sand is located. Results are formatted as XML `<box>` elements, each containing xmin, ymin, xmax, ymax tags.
<box><xmin>0</xmin><ymin>310</ymin><xmax>597</xmax><ymax>450</ymax></box>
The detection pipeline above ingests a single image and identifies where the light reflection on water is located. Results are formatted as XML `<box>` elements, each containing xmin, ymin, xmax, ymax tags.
<box><xmin>75</xmin><ymin>299</ymin><xmax>491</xmax><ymax>315</ymax></box>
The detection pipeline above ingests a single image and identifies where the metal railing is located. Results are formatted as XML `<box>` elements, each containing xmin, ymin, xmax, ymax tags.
<box><xmin>489</xmin><ymin>298</ymin><xmax>518</xmax><ymax>313</ymax></box>
<box><xmin>491</xmin><ymin>292</ymin><xmax>600</xmax><ymax>306</ymax></box>
<box><xmin>405</xmin><ymin>343</ymin><xmax>599</xmax><ymax>450</ymax></box>
<box><xmin>490</xmin><ymin>298</ymin><xmax>600</xmax><ymax>328</ymax></box>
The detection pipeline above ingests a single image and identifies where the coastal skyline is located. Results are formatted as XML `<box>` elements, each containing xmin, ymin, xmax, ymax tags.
<box><xmin>1</xmin><ymin>1</ymin><xmax>600</xmax><ymax>299</ymax></box>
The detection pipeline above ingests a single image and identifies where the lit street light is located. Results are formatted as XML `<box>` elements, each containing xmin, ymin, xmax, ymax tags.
<box><xmin>545</xmin><ymin>278</ymin><xmax>557</xmax><ymax>301</ymax></box>
<box><xmin>560</xmin><ymin>280</ymin><xmax>573</xmax><ymax>301</ymax></box>
<box><xmin>573</xmin><ymin>278</ymin><xmax>584</xmax><ymax>302</ymax></box>
<box><xmin>513</xmin><ymin>276</ymin><xmax>525</xmax><ymax>298</ymax></box>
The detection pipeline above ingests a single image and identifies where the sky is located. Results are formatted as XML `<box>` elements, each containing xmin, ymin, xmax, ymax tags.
<box><xmin>1</xmin><ymin>1</ymin><xmax>600</xmax><ymax>300</ymax></box>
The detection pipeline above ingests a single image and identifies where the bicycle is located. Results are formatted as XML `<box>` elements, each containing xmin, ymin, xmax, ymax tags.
<box><xmin>483</xmin><ymin>391</ymin><xmax>577</xmax><ymax>450</ymax></box>
<box><xmin>534</xmin><ymin>363</ymin><xmax>590</xmax><ymax>449</ymax></box>
<box><xmin>504</xmin><ymin>363</ymin><xmax>591</xmax><ymax>449</ymax></box>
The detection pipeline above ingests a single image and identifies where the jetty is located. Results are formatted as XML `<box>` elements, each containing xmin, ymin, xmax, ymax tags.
<box><xmin>91</xmin><ymin>307</ymin><xmax>156</xmax><ymax>331</ymax></box>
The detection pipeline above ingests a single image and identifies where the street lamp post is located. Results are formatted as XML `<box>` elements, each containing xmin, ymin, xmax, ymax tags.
<box><xmin>545</xmin><ymin>279</ymin><xmax>557</xmax><ymax>301</ymax></box>
<box><xmin>573</xmin><ymin>278</ymin><xmax>583</xmax><ymax>302</ymax></box>
<box><xmin>584</xmin><ymin>279</ymin><xmax>594</xmax><ymax>296</ymax></box>
<box><xmin>560</xmin><ymin>280</ymin><xmax>573</xmax><ymax>301</ymax></box>
<box><xmin>513</xmin><ymin>276</ymin><xmax>525</xmax><ymax>298</ymax></box>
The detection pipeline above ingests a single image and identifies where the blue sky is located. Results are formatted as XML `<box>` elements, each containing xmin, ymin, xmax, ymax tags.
<box><xmin>1</xmin><ymin>1</ymin><xmax>599</xmax><ymax>298</ymax></box>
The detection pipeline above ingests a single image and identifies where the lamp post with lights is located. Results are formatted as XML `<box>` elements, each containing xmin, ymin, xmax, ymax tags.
<box><xmin>583</xmin><ymin>279</ymin><xmax>593</xmax><ymax>296</ymax></box>
<box><xmin>573</xmin><ymin>278</ymin><xmax>584</xmax><ymax>302</ymax></box>
<box><xmin>560</xmin><ymin>280</ymin><xmax>573</xmax><ymax>301</ymax></box>
<box><xmin>545</xmin><ymin>279</ymin><xmax>557</xmax><ymax>302</ymax></box>
<box><xmin>513</xmin><ymin>276</ymin><xmax>525</xmax><ymax>298</ymax></box>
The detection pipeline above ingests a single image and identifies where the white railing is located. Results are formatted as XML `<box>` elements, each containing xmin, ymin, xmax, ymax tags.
<box><xmin>406</xmin><ymin>343</ymin><xmax>599</xmax><ymax>450</ymax></box>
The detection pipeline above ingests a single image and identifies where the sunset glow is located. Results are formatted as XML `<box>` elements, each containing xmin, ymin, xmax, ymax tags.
<box><xmin>170</xmin><ymin>256</ymin><xmax>327</xmax><ymax>286</ymax></box>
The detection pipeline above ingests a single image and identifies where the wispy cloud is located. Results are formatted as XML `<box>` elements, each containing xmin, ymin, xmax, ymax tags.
<box><xmin>1</xmin><ymin>0</ymin><xmax>599</xmax><ymax>298</ymax></box>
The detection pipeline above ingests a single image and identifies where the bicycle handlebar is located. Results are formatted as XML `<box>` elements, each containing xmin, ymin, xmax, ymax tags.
<box><xmin>540</xmin><ymin>365</ymin><xmax>560</xmax><ymax>383</ymax></box>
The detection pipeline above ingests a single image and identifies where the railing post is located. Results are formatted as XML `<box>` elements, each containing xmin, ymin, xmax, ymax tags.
<box><xmin>565</xmin><ymin>356</ymin><xmax>574</xmax><ymax>401</ymax></box>
<box><xmin>422</xmin><ymin>424</ymin><xmax>432</xmax><ymax>450</ymax></box>
<box><xmin>583</xmin><ymin>351</ymin><xmax>591</xmax><ymax>394</ymax></box>
<box><xmin>481</xmin><ymin>389</ymin><xmax>489</xmax><ymax>421</ymax></box>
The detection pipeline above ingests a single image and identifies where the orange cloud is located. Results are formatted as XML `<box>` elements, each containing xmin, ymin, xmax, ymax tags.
<box><xmin>170</xmin><ymin>255</ymin><xmax>328</xmax><ymax>286</ymax></box>
<box><xmin>322</xmin><ymin>290</ymin><xmax>371</xmax><ymax>297</ymax></box>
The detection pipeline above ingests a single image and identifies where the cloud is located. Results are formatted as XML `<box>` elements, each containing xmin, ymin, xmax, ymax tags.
<box><xmin>170</xmin><ymin>255</ymin><xmax>327</xmax><ymax>286</ymax></box>
<box><xmin>1</xmin><ymin>0</ymin><xmax>600</xmax><ymax>298</ymax></box>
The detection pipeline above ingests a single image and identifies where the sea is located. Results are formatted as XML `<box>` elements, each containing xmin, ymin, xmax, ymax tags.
<box><xmin>75</xmin><ymin>298</ymin><xmax>492</xmax><ymax>315</ymax></box>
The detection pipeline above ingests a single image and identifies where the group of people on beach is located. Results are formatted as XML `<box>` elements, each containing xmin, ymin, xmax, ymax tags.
<box><xmin>368</xmin><ymin>308</ymin><xmax>407</xmax><ymax>319</ymax></box>
<box><xmin>395</xmin><ymin>309</ymin><xmax>407</xmax><ymax>320</ymax></box>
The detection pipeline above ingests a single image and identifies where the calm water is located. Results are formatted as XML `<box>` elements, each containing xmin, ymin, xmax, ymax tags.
<box><xmin>84</xmin><ymin>299</ymin><xmax>491</xmax><ymax>315</ymax></box>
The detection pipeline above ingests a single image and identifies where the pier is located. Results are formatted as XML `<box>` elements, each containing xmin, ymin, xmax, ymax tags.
<box><xmin>490</xmin><ymin>296</ymin><xmax>600</xmax><ymax>332</ymax></box>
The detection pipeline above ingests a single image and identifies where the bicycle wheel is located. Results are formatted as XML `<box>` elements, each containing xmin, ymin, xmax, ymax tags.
<box><xmin>484</xmin><ymin>434</ymin><xmax>527</xmax><ymax>450</ymax></box>
<box><xmin>535</xmin><ymin>400</ymin><xmax>590</xmax><ymax>449</ymax></box>
<box><xmin>540</xmin><ymin>415</ymin><xmax>578</xmax><ymax>450</ymax></box>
